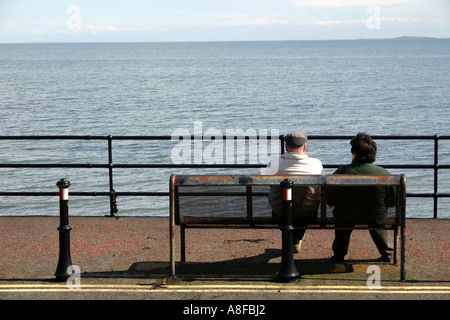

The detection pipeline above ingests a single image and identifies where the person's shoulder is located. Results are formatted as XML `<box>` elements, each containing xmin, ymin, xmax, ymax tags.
<box><xmin>307</xmin><ymin>157</ymin><xmax>323</xmax><ymax>173</ymax></box>
<box><xmin>333</xmin><ymin>164</ymin><xmax>351</xmax><ymax>174</ymax></box>
<box><xmin>308</xmin><ymin>156</ymin><xmax>323</xmax><ymax>165</ymax></box>
<box><xmin>372</xmin><ymin>163</ymin><xmax>390</xmax><ymax>174</ymax></box>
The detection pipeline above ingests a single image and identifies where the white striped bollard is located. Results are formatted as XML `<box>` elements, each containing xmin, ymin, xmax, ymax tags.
<box><xmin>54</xmin><ymin>178</ymin><xmax>74</xmax><ymax>282</ymax></box>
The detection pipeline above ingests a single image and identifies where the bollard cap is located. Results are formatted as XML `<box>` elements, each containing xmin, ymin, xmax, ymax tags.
<box><xmin>280</xmin><ymin>178</ymin><xmax>293</xmax><ymax>189</ymax></box>
<box><xmin>56</xmin><ymin>178</ymin><xmax>71</xmax><ymax>189</ymax></box>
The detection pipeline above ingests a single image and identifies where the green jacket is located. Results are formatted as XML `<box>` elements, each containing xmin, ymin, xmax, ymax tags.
<box><xmin>327</xmin><ymin>160</ymin><xmax>397</xmax><ymax>224</ymax></box>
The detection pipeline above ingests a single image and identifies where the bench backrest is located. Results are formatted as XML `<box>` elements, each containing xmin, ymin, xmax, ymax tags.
<box><xmin>170</xmin><ymin>174</ymin><xmax>406</xmax><ymax>226</ymax></box>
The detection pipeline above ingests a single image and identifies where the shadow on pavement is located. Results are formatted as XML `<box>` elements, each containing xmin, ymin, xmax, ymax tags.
<box><xmin>74</xmin><ymin>248</ymin><xmax>358</xmax><ymax>282</ymax></box>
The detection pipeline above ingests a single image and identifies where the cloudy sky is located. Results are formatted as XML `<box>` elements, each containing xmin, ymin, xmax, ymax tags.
<box><xmin>0</xmin><ymin>0</ymin><xmax>449</xmax><ymax>43</ymax></box>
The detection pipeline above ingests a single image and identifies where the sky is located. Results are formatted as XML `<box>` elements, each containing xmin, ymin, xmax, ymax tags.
<box><xmin>0</xmin><ymin>0</ymin><xmax>449</xmax><ymax>43</ymax></box>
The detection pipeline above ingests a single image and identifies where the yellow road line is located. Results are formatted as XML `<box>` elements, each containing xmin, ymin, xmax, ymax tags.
<box><xmin>1</xmin><ymin>290</ymin><xmax>449</xmax><ymax>294</ymax></box>
<box><xmin>164</xmin><ymin>284</ymin><xmax>449</xmax><ymax>290</ymax></box>
<box><xmin>163</xmin><ymin>289</ymin><xmax>450</xmax><ymax>294</ymax></box>
<box><xmin>2</xmin><ymin>284</ymin><xmax>449</xmax><ymax>289</ymax></box>
<box><xmin>0</xmin><ymin>284</ymin><xmax>449</xmax><ymax>294</ymax></box>
<box><xmin>160</xmin><ymin>285</ymin><xmax>450</xmax><ymax>294</ymax></box>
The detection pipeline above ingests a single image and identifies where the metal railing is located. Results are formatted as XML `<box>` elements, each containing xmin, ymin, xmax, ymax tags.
<box><xmin>1</xmin><ymin>135</ymin><xmax>449</xmax><ymax>218</ymax></box>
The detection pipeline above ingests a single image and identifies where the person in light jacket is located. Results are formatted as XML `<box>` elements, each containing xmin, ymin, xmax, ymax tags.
<box><xmin>263</xmin><ymin>131</ymin><xmax>323</xmax><ymax>253</ymax></box>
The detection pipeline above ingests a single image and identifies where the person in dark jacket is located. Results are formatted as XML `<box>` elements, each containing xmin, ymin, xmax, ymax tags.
<box><xmin>327</xmin><ymin>133</ymin><xmax>396</xmax><ymax>262</ymax></box>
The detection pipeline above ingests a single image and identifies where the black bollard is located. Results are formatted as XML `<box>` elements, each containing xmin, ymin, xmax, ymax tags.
<box><xmin>277</xmin><ymin>178</ymin><xmax>300</xmax><ymax>282</ymax></box>
<box><xmin>54</xmin><ymin>178</ymin><xmax>73</xmax><ymax>282</ymax></box>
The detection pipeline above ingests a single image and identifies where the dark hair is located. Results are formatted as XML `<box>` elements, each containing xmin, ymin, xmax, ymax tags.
<box><xmin>350</xmin><ymin>132</ymin><xmax>377</xmax><ymax>163</ymax></box>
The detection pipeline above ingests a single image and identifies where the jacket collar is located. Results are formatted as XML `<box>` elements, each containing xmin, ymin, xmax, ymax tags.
<box><xmin>351</xmin><ymin>159</ymin><xmax>374</xmax><ymax>166</ymax></box>
<box><xmin>282</xmin><ymin>152</ymin><xmax>309</xmax><ymax>160</ymax></box>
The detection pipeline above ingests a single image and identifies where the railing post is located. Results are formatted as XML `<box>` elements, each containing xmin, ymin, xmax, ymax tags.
<box><xmin>169</xmin><ymin>174</ymin><xmax>177</xmax><ymax>278</ymax></box>
<box><xmin>400</xmin><ymin>174</ymin><xmax>407</xmax><ymax>281</ymax></box>
<box><xmin>434</xmin><ymin>135</ymin><xmax>439</xmax><ymax>219</ymax></box>
<box><xmin>277</xmin><ymin>178</ymin><xmax>300</xmax><ymax>282</ymax></box>
<box><xmin>280</xmin><ymin>135</ymin><xmax>285</xmax><ymax>155</ymax></box>
<box><xmin>107</xmin><ymin>135</ymin><xmax>118</xmax><ymax>218</ymax></box>
<box><xmin>54</xmin><ymin>178</ymin><xmax>73</xmax><ymax>282</ymax></box>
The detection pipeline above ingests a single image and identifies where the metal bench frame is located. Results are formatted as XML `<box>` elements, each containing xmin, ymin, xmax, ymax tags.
<box><xmin>169</xmin><ymin>174</ymin><xmax>407</xmax><ymax>280</ymax></box>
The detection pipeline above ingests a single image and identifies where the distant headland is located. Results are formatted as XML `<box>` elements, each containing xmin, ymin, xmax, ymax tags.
<box><xmin>395</xmin><ymin>36</ymin><xmax>434</xmax><ymax>39</ymax></box>
<box><xmin>359</xmin><ymin>36</ymin><xmax>435</xmax><ymax>40</ymax></box>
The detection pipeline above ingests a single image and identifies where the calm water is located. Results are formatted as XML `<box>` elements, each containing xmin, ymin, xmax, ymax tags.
<box><xmin>1</xmin><ymin>39</ymin><xmax>449</xmax><ymax>217</ymax></box>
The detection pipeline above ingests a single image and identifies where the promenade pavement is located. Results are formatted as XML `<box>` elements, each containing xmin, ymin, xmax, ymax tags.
<box><xmin>0</xmin><ymin>216</ymin><xmax>448</xmax><ymax>306</ymax></box>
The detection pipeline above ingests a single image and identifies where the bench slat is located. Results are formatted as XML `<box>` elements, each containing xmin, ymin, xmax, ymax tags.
<box><xmin>173</xmin><ymin>174</ymin><xmax>402</xmax><ymax>186</ymax></box>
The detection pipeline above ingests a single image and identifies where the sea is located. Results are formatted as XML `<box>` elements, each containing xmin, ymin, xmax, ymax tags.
<box><xmin>0</xmin><ymin>39</ymin><xmax>449</xmax><ymax>218</ymax></box>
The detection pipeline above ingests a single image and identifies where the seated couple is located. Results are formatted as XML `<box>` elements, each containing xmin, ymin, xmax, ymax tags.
<box><xmin>262</xmin><ymin>131</ymin><xmax>396</xmax><ymax>263</ymax></box>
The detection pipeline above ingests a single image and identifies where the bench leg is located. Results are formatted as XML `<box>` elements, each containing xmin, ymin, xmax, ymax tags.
<box><xmin>170</xmin><ymin>218</ymin><xmax>176</xmax><ymax>277</ymax></box>
<box><xmin>393</xmin><ymin>226</ymin><xmax>399</xmax><ymax>266</ymax></box>
<box><xmin>400</xmin><ymin>225</ymin><xmax>406</xmax><ymax>281</ymax></box>
<box><xmin>181</xmin><ymin>224</ymin><xmax>186</xmax><ymax>263</ymax></box>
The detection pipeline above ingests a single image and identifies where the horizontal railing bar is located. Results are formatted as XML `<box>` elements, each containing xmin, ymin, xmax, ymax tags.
<box><xmin>112</xmin><ymin>164</ymin><xmax>264</xmax><ymax>168</ymax></box>
<box><xmin>0</xmin><ymin>164</ymin><xmax>266</xmax><ymax>168</ymax></box>
<box><xmin>407</xmin><ymin>193</ymin><xmax>450</xmax><ymax>198</ymax></box>
<box><xmin>309</xmin><ymin>135</ymin><xmax>450</xmax><ymax>140</ymax></box>
<box><xmin>1</xmin><ymin>135</ymin><xmax>450</xmax><ymax>140</ymax></box>
<box><xmin>0</xmin><ymin>135</ymin><xmax>110</xmax><ymax>140</ymax></box>
<box><xmin>1</xmin><ymin>192</ymin><xmax>449</xmax><ymax>197</ymax></box>
<box><xmin>0</xmin><ymin>164</ymin><xmax>109</xmax><ymax>168</ymax></box>
<box><xmin>0</xmin><ymin>135</ymin><xmax>279</xmax><ymax>140</ymax></box>
<box><xmin>1</xmin><ymin>163</ymin><xmax>449</xmax><ymax>169</ymax></box>
<box><xmin>0</xmin><ymin>192</ymin><xmax>170</xmax><ymax>196</ymax></box>
<box><xmin>0</xmin><ymin>192</ymin><xmax>59</xmax><ymax>196</ymax></box>
<box><xmin>114</xmin><ymin>192</ymin><xmax>169</xmax><ymax>196</ymax></box>
<box><xmin>177</xmin><ymin>192</ymin><xmax>269</xmax><ymax>196</ymax></box>
<box><xmin>325</xmin><ymin>164</ymin><xmax>450</xmax><ymax>169</ymax></box>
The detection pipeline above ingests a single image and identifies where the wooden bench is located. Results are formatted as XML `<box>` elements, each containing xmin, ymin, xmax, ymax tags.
<box><xmin>169</xmin><ymin>174</ymin><xmax>406</xmax><ymax>280</ymax></box>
